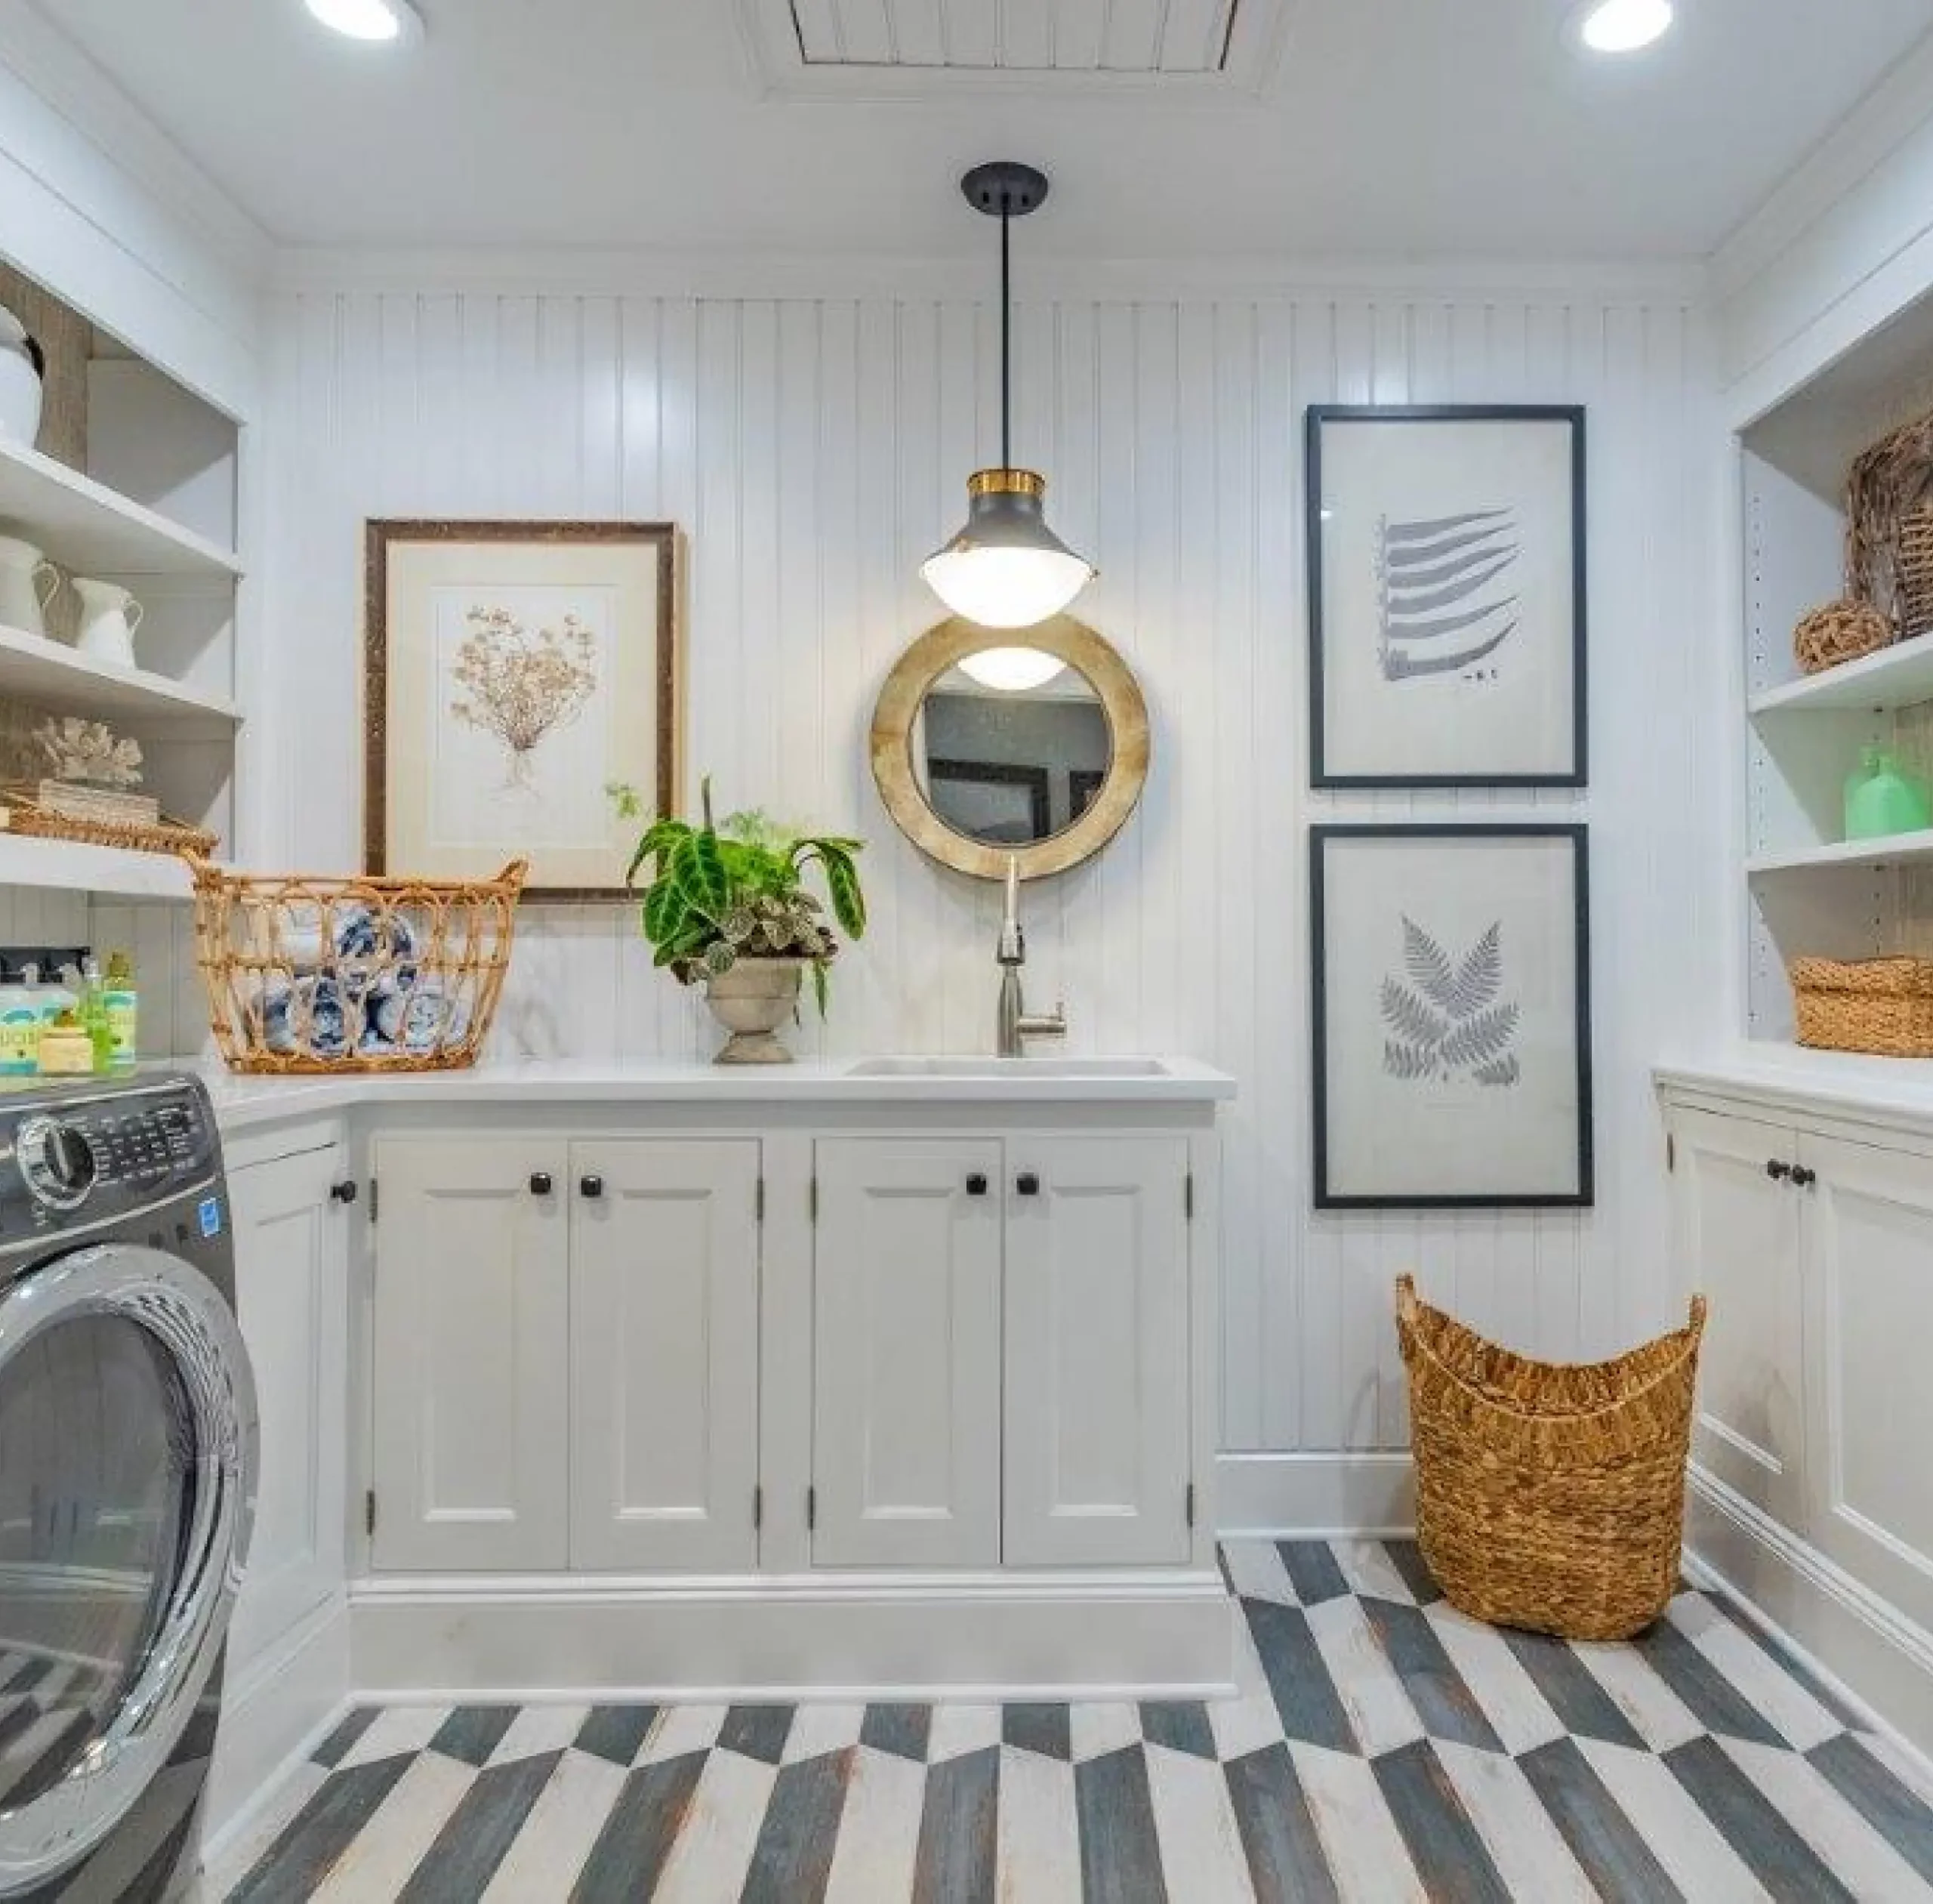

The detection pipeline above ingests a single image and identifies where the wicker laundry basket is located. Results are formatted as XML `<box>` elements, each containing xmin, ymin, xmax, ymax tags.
<box><xmin>1791</xmin><ymin>955</ymin><xmax>1933</xmax><ymax>1058</ymax></box>
<box><xmin>189</xmin><ymin>858</ymin><xmax>527</xmax><ymax>1073</ymax></box>
<box><xmin>1395</xmin><ymin>1276</ymin><xmax>1706</xmax><ymax>1642</ymax></box>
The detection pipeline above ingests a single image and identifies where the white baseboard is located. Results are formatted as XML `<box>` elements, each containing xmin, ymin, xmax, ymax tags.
<box><xmin>1215</xmin><ymin>1452</ymin><xmax>1416</xmax><ymax>1537</ymax></box>
<box><xmin>204</xmin><ymin>1599</ymin><xmax>350</xmax><ymax>1854</ymax></box>
<box><xmin>349</xmin><ymin>1571</ymin><xmax>1236</xmax><ymax>1701</ymax></box>
<box><xmin>1688</xmin><ymin>1469</ymin><xmax>1933</xmax><ymax>1766</ymax></box>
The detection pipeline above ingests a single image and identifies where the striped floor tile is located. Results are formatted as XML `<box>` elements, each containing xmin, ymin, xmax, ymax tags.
<box><xmin>212</xmin><ymin>1540</ymin><xmax>1933</xmax><ymax>1901</ymax></box>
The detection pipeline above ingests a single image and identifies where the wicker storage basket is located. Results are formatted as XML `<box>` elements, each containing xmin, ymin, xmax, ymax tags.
<box><xmin>1791</xmin><ymin>955</ymin><xmax>1933</xmax><ymax>1058</ymax></box>
<box><xmin>1396</xmin><ymin>1276</ymin><xmax>1706</xmax><ymax>1642</ymax></box>
<box><xmin>1899</xmin><ymin>506</ymin><xmax>1933</xmax><ymax>640</ymax></box>
<box><xmin>189</xmin><ymin>859</ymin><xmax>527</xmax><ymax>1074</ymax></box>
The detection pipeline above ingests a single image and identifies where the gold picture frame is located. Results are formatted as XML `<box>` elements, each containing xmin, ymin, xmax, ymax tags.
<box><xmin>365</xmin><ymin>520</ymin><xmax>682</xmax><ymax>899</ymax></box>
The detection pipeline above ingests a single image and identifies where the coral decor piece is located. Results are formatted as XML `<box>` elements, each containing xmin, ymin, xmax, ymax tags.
<box><xmin>449</xmin><ymin>605</ymin><xmax>599</xmax><ymax>791</ymax></box>
<box><xmin>35</xmin><ymin>714</ymin><xmax>143</xmax><ymax>787</ymax></box>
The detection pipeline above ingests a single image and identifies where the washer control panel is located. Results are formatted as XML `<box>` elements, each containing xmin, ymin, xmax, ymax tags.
<box><xmin>5</xmin><ymin>1084</ymin><xmax>217</xmax><ymax>1223</ymax></box>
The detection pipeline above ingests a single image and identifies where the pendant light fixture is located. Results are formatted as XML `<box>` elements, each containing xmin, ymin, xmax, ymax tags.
<box><xmin>921</xmin><ymin>162</ymin><xmax>1096</xmax><ymax>633</ymax></box>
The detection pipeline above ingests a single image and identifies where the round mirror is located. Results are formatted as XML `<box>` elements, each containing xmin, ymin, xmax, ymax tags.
<box><xmin>871</xmin><ymin>616</ymin><xmax>1150</xmax><ymax>880</ymax></box>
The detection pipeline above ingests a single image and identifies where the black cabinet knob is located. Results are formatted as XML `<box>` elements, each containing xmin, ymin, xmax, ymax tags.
<box><xmin>966</xmin><ymin>1173</ymin><xmax>988</xmax><ymax>1197</ymax></box>
<box><xmin>330</xmin><ymin>1181</ymin><xmax>357</xmax><ymax>1205</ymax></box>
<box><xmin>1766</xmin><ymin>1159</ymin><xmax>1792</xmax><ymax>1181</ymax></box>
<box><xmin>1016</xmin><ymin>1172</ymin><xmax>1040</xmax><ymax>1197</ymax></box>
<box><xmin>529</xmin><ymin>1171</ymin><xmax>553</xmax><ymax>1196</ymax></box>
<box><xmin>581</xmin><ymin>1174</ymin><xmax>605</xmax><ymax>1200</ymax></box>
<box><xmin>1790</xmin><ymin>1166</ymin><xmax>1817</xmax><ymax>1190</ymax></box>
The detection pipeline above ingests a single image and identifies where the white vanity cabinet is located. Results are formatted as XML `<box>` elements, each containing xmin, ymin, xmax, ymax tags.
<box><xmin>226</xmin><ymin>1123</ymin><xmax>353</xmax><ymax>1677</ymax></box>
<box><xmin>1662</xmin><ymin>1069</ymin><xmax>1933</xmax><ymax>1754</ymax></box>
<box><xmin>368</xmin><ymin>1134</ymin><xmax>761</xmax><ymax>1574</ymax></box>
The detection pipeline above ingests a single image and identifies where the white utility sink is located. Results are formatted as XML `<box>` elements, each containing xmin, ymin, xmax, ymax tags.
<box><xmin>846</xmin><ymin>1057</ymin><xmax>1173</xmax><ymax>1079</ymax></box>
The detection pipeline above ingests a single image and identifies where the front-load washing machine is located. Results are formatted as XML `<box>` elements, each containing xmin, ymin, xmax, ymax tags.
<box><xmin>0</xmin><ymin>1075</ymin><xmax>256</xmax><ymax>1900</ymax></box>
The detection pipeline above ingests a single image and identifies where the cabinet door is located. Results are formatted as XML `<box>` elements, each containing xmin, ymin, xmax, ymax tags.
<box><xmin>569</xmin><ymin>1140</ymin><xmax>761</xmax><ymax>1572</ymax></box>
<box><xmin>1800</xmin><ymin>1128</ymin><xmax>1933</xmax><ymax>1634</ymax></box>
<box><xmin>1004</xmin><ymin>1137</ymin><xmax>1192</xmax><ymax>1567</ymax></box>
<box><xmin>371</xmin><ymin>1137</ymin><xmax>569</xmax><ymax>1572</ymax></box>
<box><xmin>812</xmin><ymin>1140</ymin><xmax>1001</xmax><ymax>1569</ymax></box>
<box><xmin>1669</xmin><ymin>1105</ymin><xmax>1805</xmax><ymax>1527</ymax></box>
<box><xmin>227</xmin><ymin>1141</ymin><xmax>350</xmax><ymax>1674</ymax></box>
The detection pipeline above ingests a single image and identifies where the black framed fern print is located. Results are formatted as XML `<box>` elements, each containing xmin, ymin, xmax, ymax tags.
<box><xmin>1311</xmin><ymin>825</ymin><xmax>1593</xmax><ymax>1209</ymax></box>
<box><xmin>1307</xmin><ymin>406</ymin><xmax>1587</xmax><ymax>788</ymax></box>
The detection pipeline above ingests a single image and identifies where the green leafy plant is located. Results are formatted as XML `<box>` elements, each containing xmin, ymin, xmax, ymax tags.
<box><xmin>611</xmin><ymin>778</ymin><xmax>867</xmax><ymax>1015</ymax></box>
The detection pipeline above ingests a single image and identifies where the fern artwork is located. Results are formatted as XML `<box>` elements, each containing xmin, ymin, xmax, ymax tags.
<box><xmin>1312</xmin><ymin>824</ymin><xmax>1593</xmax><ymax>1211</ymax></box>
<box><xmin>1380</xmin><ymin>918</ymin><xmax>1521</xmax><ymax>1089</ymax></box>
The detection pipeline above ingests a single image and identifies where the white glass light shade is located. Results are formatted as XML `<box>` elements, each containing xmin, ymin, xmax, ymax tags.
<box><xmin>304</xmin><ymin>0</ymin><xmax>424</xmax><ymax>43</ymax></box>
<box><xmin>922</xmin><ymin>470</ymin><xmax>1096</xmax><ymax>630</ymax></box>
<box><xmin>1575</xmin><ymin>0</ymin><xmax>1672</xmax><ymax>53</ymax></box>
<box><xmin>956</xmin><ymin>647</ymin><xmax>1068</xmax><ymax>693</ymax></box>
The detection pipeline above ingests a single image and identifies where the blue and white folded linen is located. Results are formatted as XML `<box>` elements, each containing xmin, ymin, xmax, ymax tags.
<box><xmin>261</xmin><ymin>975</ymin><xmax>352</xmax><ymax>1058</ymax></box>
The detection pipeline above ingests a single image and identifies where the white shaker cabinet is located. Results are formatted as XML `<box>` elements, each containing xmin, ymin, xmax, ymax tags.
<box><xmin>370</xmin><ymin>1137</ymin><xmax>571</xmax><ymax>1572</ymax></box>
<box><xmin>810</xmin><ymin>1139</ymin><xmax>1003</xmax><ymax>1569</ymax></box>
<box><xmin>1003</xmin><ymin>1137</ymin><xmax>1192</xmax><ymax>1567</ymax></box>
<box><xmin>570</xmin><ymin>1140</ymin><xmax>762</xmax><ymax>1572</ymax></box>
<box><xmin>226</xmin><ymin>1134</ymin><xmax>353</xmax><ymax>1674</ymax></box>
<box><xmin>1666</xmin><ymin>1104</ymin><xmax>1808</xmax><ymax>1528</ymax></box>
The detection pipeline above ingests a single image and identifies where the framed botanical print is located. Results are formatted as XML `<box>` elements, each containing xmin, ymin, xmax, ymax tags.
<box><xmin>1307</xmin><ymin>406</ymin><xmax>1587</xmax><ymax>788</ymax></box>
<box><xmin>365</xmin><ymin>520</ymin><xmax>680</xmax><ymax>898</ymax></box>
<box><xmin>1311</xmin><ymin>825</ymin><xmax>1593</xmax><ymax>1209</ymax></box>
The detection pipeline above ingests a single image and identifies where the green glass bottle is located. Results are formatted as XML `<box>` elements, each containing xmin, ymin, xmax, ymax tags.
<box><xmin>1847</xmin><ymin>750</ymin><xmax>1933</xmax><ymax>841</ymax></box>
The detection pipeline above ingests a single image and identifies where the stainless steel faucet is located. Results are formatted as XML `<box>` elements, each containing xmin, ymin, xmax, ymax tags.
<box><xmin>996</xmin><ymin>856</ymin><xmax>1067</xmax><ymax>1059</ymax></box>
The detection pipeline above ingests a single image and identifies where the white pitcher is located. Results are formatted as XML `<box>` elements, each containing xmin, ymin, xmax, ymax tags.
<box><xmin>72</xmin><ymin>579</ymin><xmax>143</xmax><ymax>668</ymax></box>
<box><xmin>0</xmin><ymin>535</ymin><xmax>60</xmax><ymax>639</ymax></box>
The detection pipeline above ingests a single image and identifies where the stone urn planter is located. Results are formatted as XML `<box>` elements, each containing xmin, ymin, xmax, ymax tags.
<box><xmin>704</xmin><ymin>958</ymin><xmax>809</xmax><ymax>1064</ymax></box>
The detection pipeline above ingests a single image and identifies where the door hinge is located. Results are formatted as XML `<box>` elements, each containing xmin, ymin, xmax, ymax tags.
<box><xmin>756</xmin><ymin>1177</ymin><xmax>766</xmax><ymax>1224</ymax></box>
<box><xmin>809</xmin><ymin>1177</ymin><xmax>819</xmax><ymax>1223</ymax></box>
<box><xmin>806</xmin><ymin>1486</ymin><xmax>817</xmax><ymax>1530</ymax></box>
<box><xmin>1666</xmin><ymin>1133</ymin><xmax>1676</xmax><ymax>1174</ymax></box>
<box><xmin>365</xmin><ymin>1489</ymin><xmax>377</xmax><ymax>1538</ymax></box>
<box><xmin>1186</xmin><ymin>1483</ymin><xmax>1197</xmax><ymax>1529</ymax></box>
<box><xmin>1185</xmin><ymin>1172</ymin><xmax>1195</xmax><ymax>1220</ymax></box>
<box><xmin>368</xmin><ymin>1177</ymin><xmax>379</xmax><ymax>1224</ymax></box>
<box><xmin>753</xmin><ymin>1485</ymin><xmax>763</xmax><ymax>1530</ymax></box>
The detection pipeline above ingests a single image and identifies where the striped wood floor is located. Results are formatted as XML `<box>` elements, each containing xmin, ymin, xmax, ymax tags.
<box><xmin>211</xmin><ymin>1538</ymin><xmax>1933</xmax><ymax>1901</ymax></box>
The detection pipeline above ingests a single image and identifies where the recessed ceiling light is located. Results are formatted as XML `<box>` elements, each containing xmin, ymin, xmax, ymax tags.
<box><xmin>304</xmin><ymin>0</ymin><xmax>424</xmax><ymax>45</ymax></box>
<box><xmin>1572</xmin><ymin>0</ymin><xmax>1674</xmax><ymax>54</ymax></box>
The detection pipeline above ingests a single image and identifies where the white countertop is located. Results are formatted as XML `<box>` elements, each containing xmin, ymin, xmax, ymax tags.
<box><xmin>174</xmin><ymin>1056</ymin><xmax>1238</xmax><ymax>1134</ymax></box>
<box><xmin>1657</xmin><ymin>1046</ymin><xmax>1933</xmax><ymax>1134</ymax></box>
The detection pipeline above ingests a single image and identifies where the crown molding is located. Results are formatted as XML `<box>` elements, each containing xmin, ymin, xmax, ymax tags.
<box><xmin>1713</xmin><ymin>26</ymin><xmax>1933</xmax><ymax>304</ymax></box>
<box><xmin>5</xmin><ymin>5</ymin><xmax>273</xmax><ymax>280</ymax></box>
<box><xmin>270</xmin><ymin>242</ymin><xmax>1709</xmax><ymax>307</ymax></box>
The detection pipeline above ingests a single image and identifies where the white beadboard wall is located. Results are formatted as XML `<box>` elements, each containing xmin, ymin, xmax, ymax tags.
<box><xmin>228</xmin><ymin>279</ymin><xmax>1721</xmax><ymax>1466</ymax></box>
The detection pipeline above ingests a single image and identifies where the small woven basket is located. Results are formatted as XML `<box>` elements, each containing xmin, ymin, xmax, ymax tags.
<box><xmin>1793</xmin><ymin>599</ymin><xmax>1894</xmax><ymax>674</ymax></box>
<box><xmin>1791</xmin><ymin>955</ymin><xmax>1933</xmax><ymax>1058</ymax></box>
<box><xmin>1396</xmin><ymin>1276</ymin><xmax>1706</xmax><ymax>1642</ymax></box>
<box><xmin>189</xmin><ymin>859</ymin><xmax>527</xmax><ymax>1074</ymax></box>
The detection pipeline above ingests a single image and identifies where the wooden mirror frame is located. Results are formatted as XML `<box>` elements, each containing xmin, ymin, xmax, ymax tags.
<box><xmin>870</xmin><ymin>616</ymin><xmax>1151</xmax><ymax>881</ymax></box>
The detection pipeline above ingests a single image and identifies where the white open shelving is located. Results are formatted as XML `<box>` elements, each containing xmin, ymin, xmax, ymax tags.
<box><xmin>1747</xmin><ymin>829</ymin><xmax>1933</xmax><ymax>876</ymax></box>
<box><xmin>0</xmin><ymin>832</ymin><xmax>199</xmax><ymax>900</ymax></box>
<box><xmin>0</xmin><ymin>623</ymin><xmax>239</xmax><ymax>733</ymax></box>
<box><xmin>1750</xmin><ymin>628</ymin><xmax>1933</xmax><ymax>717</ymax></box>
<box><xmin>0</xmin><ymin>434</ymin><xmax>240</xmax><ymax>579</ymax></box>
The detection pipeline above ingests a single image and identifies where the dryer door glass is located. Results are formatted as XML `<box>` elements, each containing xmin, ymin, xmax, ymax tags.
<box><xmin>0</xmin><ymin>1245</ymin><xmax>255</xmax><ymax>1896</ymax></box>
<box><xmin>0</xmin><ymin>1312</ymin><xmax>193</xmax><ymax>1809</ymax></box>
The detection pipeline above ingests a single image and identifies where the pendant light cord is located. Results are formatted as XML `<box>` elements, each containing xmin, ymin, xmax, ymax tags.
<box><xmin>1000</xmin><ymin>192</ymin><xmax>1013</xmax><ymax>472</ymax></box>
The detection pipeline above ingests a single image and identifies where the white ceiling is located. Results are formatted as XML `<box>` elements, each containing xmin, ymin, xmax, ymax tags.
<box><xmin>785</xmin><ymin>0</ymin><xmax>1245</xmax><ymax>73</ymax></box>
<box><xmin>29</xmin><ymin>0</ymin><xmax>1933</xmax><ymax>260</ymax></box>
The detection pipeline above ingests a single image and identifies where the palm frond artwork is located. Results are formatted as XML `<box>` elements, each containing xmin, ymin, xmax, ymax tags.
<box><xmin>1380</xmin><ymin>916</ymin><xmax>1523</xmax><ymax>1089</ymax></box>
<box><xmin>1377</xmin><ymin>508</ymin><xmax>1521</xmax><ymax>684</ymax></box>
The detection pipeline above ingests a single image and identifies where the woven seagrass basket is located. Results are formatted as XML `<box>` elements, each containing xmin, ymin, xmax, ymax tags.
<box><xmin>189</xmin><ymin>858</ymin><xmax>527</xmax><ymax>1073</ymax></box>
<box><xmin>1899</xmin><ymin>507</ymin><xmax>1933</xmax><ymax>640</ymax></box>
<box><xmin>1396</xmin><ymin>1276</ymin><xmax>1706</xmax><ymax>1642</ymax></box>
<box><xmin>1791</xmin><ymin>955</ymin><xmax>1933</xmax><ymax>1058</ymax></box>
<box><xmin>1793</xmin><ymin>599</ymin><xmax>1894</xmax><ymax>675</ymax></box>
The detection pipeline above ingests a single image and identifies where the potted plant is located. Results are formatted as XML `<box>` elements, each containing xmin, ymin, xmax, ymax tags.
<box><xmin>614</xmin><ymin>779</ymin><xmax>867</xmax><ymax>1064</ymax></box>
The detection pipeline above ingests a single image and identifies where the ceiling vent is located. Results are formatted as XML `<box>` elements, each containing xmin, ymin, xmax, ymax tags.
<box><xmin>736</xmin><ymin>0</ymin><xmax>1296</xmax><ymax>98</ymax></box>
